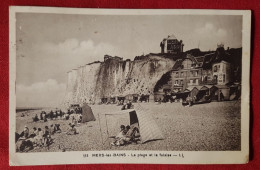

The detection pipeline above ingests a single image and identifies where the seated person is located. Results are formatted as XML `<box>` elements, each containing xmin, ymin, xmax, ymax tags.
<box><xmin>66</xmin><ymin>124</ymin><xmax>78</xmax><ymax>135</ymax></box>
<box><xmin>121</xmin><ymin>103</ymin><xmax>127</xmax><ymax>110</ymax></box>
<box><xmin>50</xmin><ymin>124</ymin><xmax>55</xmax><ymax>135</ymax></box>
<box><xmin>121</xmin><ymin>125</ymin><xmax>139</xmax><ymax>143</ymax></box>
<box><xmin>54</xmin><ymin>124</ymin><xmax>61</xmax><ymax>133</ymax></box>
<box><xmin>111</xmin><ymin>125</ymin><xmax>126</xmax><ymax>146</ymax></box>
<box><xmin>126</xmin><ymin>101</ymin><xmax>133</xmax><ymax>109</ymax></box>
<box><xmin>29</xmin><ymin>127</ymin><xmax>38</xmax><ymax>138</ymax></box>
<box><xmin>15</xmin><ymin>132</ymin><xmax>20</xmax><ymax>143</ymax></box>
<box><xmin>16</xmin><ymin>139</ymin><xmax>34</xmax><ymax>152</ymax></box>
<box><xmin>22</xmin><ymin>125</ymin><xmax>29</xmax><ymax>139</ymax></box>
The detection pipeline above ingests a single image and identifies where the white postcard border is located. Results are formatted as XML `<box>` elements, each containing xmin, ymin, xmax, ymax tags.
<box><xmin>9</xmin><ymin>6</ymin><xmax>251</xmax><ymax>166</ymax></box>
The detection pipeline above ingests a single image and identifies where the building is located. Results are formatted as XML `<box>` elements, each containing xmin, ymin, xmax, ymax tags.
<box><xmin>160</xmin><ymin>34</ymin><xmax>184</xmax><ymax>54</ymax></box>
<box><xmin>212</xmin><ymin>60</ymin><xmax>232</xmax><ymax>85</ymax></box>
<box><xmin>170</xmin><ymin>54</ymin><xmax>204</xmax><ymax>92</ymax></box>
<box><xmin>104</xmin><ymin>55</ymin><xmax>123</xmax><ymax>62</ymax></box>
<box><xmin>154</xmin><ymin>45</ymin><xmax>234</xmax><ymax>100</ymax></box>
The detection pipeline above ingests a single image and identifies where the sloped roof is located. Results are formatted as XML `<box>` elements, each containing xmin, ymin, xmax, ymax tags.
<box><xmin>167</xmin><ymin>34</ymin><xmax>177</xmax><ymax>39</ymax></box>
<box><xmin>202</xmin><ymin>53</ymin><xmax>216</xmax><ymax>69</ymax></box>
<box><xmin>185</xmin><ymin>86</ymin><xmax>198</xmax><ymax>92</ymax></box>
<box><xmin>172</xmin><ymin>59</ymin><xmax>183</xmax><ymax>70</ymax></box>
<box><xmin>213</xmin><ymin>85</ymin><xmax>230</xmax><ymax>89</ymax></box>
<box><xmin>195</xmin><ymin>56</ymin><xmax>205</xmax><ymax>63</ymax></box>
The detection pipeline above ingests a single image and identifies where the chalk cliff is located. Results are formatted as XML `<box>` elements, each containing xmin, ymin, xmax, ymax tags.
<box><xmin>63</xmin><ymin>54</ymin><xmax>176</xmax><ymax>106</ymax></box>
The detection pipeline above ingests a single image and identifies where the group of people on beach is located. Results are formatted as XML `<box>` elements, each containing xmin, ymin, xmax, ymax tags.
<box><xmin>31</xmin><ymin>109</ymin><xmax>83</xmax><ymax>123</ymax></box>
<box><xmin>16</xmin><ymin>106</ymin><xmax>84</xmax><ymax>152</ymax></box>
<box><xmin>120</xmin><ymin>100</ymin><xmax>134</xmax><ymax>110</ymax></box>
<box><xmin>16</xmin><ymin>124</ymin><xmax>62</xmax><ymax>152</ymax></box>
<box><xmin>111</xmin><ymin>124</ymin><xmax>140</xmax><ymax>146</ymax></box>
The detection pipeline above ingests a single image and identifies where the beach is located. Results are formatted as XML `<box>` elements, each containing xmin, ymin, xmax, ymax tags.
<box><xmin>15</xmin><ymin>101</ymin><xmax>241</xmax><ymax>152</ymax></box>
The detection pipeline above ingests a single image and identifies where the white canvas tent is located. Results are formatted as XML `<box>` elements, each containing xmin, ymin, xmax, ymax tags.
<box><xmin>99</xmin><ymin>104</ymin><xmax>164</xmax><ymax>144</ymax></box>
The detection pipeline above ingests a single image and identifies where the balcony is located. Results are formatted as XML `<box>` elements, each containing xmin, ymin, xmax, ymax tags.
<box><xmin>173</xmin><ymin>84</ymin><xmax>183</xmax><ymax>87</ymax></box>
<box><xmin>201</xmin><ymin>79</ymin><xmax>217</xmax><ymax>85</ymax></box>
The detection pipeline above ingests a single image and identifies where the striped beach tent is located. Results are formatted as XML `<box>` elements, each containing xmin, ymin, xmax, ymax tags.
<box><xmin>100</xmin><ymin>104</ymin><xmax>164</xmax><ymax>144</ymax></box>
<box><xmin>133</xmin><ymin>104</ymin><xmax>164</xmax><ymax>143</ymax></box>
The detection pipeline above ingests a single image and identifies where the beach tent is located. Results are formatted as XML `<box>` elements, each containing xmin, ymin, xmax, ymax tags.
<box><xmin>99</xmin><ymin>104</ymin><xmax>164</xmax><ymax>144</ymax></box>
<box><xmin>81</xmin><ymin>102</ymin><xmax>96</xmax><ymax>123</ymax></box>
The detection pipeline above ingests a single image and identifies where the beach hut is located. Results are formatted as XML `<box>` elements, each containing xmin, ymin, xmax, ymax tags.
<box><xmin>125</xmin><ymin>94</ymin><xmax>134</xmax><ymax>101</ymax></box>
<box><xmin>99</xmin><ymin>104</ymin><xmax>164</xmax><ymax>144</ymax></box>
<box><xmin>196</xmin><ymin>85</ymin><xmax>210</xmax><ymax>101</ymax></box>
<box><xmin>117</xmin><ymin>95</ymin><xmax>125</xmax><ymax>102</ymax></box>
<box><xmin>229</xmin><ymin>84</ymin><xmax>241</xmax><ymax>100</ymax></box>
<box><xmin>184</xmin><ymin>86</ymin><xmax>199</xmax><ymax>99</ymax></box>
<box><xmin>81</xmin><ymin>103</ymin><xmax>96</xmax><ymax>123</ymax></box>
<box><xmin>210</xmin><ymin>85</ymin><xmax>230</xmax><ymax>101</ymax></box>
<box><xmin>154</xmin><ymin>92</ymin><xmax>164</xmax><ymax>102</ymax></box>
<box><xmin>132</xmin><ymin>94</ymin><xmax>139</xmax><ymax>102</ymax></box>
<box><xmin>100</xmin><ymin>97</ymin><xmax>108</xmax><ymax>104</ymax></box>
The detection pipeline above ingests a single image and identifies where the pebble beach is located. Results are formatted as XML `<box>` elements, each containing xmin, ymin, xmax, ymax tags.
<box><xmin>15</xmin><ymin>101</ymin><xmax>241</xmax><ymax>152</ymax></box>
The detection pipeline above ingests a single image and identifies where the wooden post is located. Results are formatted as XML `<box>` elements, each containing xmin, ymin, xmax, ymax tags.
<box><xmin>97</xmin><ymin>113</ymin><xmax>104</xmax><ymax>147</ymax></box>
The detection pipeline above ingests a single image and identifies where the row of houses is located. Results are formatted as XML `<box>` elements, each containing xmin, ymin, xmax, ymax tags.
<box><xmin>154</xmin><ymin>34</ymin><xmax>242</xmax><ymax>102</ymax></box>
<box><xmin>154</xmin><ymin>84</ymin><xmax>241</xmax><ymax>103</ymax></box>
<box><xmin>99</xmin><ymin>81</ymin><xmax>240</xmax><ymax>104</ymax></box>
<box><xmin>100</xmin><ymin>94</ymin><xmax>150</xmax><ymax>104</ymax></box>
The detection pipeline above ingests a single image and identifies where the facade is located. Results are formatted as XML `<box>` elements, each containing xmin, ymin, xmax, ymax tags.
<box><xmin>160</xmin><ymin>34</ymin><xmax>184</xmax><ymax>54</ymax></box>
<box><xmin>212</xmin><ymin>61</ymin><xmax>231</xmax><ymax>85</ymax></box>
<box><xmin>156</xmin><ymin>47</ymin><xmax>233</xmax><ymax>99</ymax></box>
<box><xmin>104</xmin><ymin>55</ymin><xmax>123</xmax><ymax>62</ymax></box>
<box><xmin>170</xmin><ymin>54</ymin><xmax>204</xmax><ymax>92</ymax></box>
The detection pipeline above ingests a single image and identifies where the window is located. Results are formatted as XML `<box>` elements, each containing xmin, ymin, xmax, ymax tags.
<box><xmin>223</xmin><ymin>74</ymin><xmax>226</xmax><ymax>82</ymax></box>
<box><xmin>190</xmin><ymin>71</ymin><xmax>193</xmax><ymax>77</ymax></box>
<box><xmin>176</xmin><ymin>72</ymin><xmax>179</xmax><ymax>78</ymax></box>
<box><xmin>182</xmin><ymin>59</ymin><xmax>193</xmax><ymax>69</ymax></box>
<box><xmin>181</xmin><ymin>72</ymin><xmax>184</xmax><ymax>77</ymax></box>
<box><xmin>194</xmin><ymin>71</ymin><xmax>198</xmax><ymax>76</ymax></box>
<box><xmin>193</xmin><ymin>79</ymin><xmax>196</xmax><ymax>83</ymax></box>
<box><xmin>214</xmin><ymin>65</ymin><xmax>218</xmax><ymax>72</ymax></box>
<box><xmin>180</xmin><ymin>80</ymin><xmax>183</xmax><ymax>85</ymax></box>
<box><xmin>175</xmin><ymin>80</ymin><xmax>178</xmax><ymax>85</ymax></box>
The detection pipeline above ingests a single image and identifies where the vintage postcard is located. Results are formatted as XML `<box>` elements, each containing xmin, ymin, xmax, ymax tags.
<box><xmin>9</xmin><ymin>6</ymin><xmax>251</xmax><ymax>165</ymax></box>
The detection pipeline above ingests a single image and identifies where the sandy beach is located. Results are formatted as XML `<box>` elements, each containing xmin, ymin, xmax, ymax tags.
<box><xmin>15</xmin><ymin>101</ymin><xmax>241</xmax><ymax>152</ymax></box>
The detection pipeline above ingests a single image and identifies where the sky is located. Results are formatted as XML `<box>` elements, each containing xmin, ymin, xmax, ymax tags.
<box><xmin>16</xmin><ymin>13</ymin><xmax>242</xmax><ymax>107</ymax></box>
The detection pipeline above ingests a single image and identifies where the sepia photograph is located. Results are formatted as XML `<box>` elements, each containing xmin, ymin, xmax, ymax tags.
<box><xmin>9</xmin><ymin>7</ymin><xmax>251</xmax><ymax>165</ymax></box>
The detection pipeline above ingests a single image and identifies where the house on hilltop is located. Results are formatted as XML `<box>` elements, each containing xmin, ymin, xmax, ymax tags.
<box><xmin>160</xmin><ymin>34</ymin><xmax>184</xmax><ymax>54</ymax></box>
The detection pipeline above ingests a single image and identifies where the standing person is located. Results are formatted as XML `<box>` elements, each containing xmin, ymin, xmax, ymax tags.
<box><xmin>37</xmin><ymin>128</ymin><xmax>43</xmax><ymax>146</ymax></box>
<box><xmin>158</xmin><ymin>98</ymin><xmax>162</xmax><ymax>104</ymax></box>
<box><xmin>40</xmin><ymin>112</ymin><xmax>43</xmax><ymax>120</ymax></box>
<box><xmin>49</xmin><ymin>110</ymin><xmax>54</xmax><ymax>120</ymax></box>
<box><xmin>23</xmin><ymin>125</ymin><xmax>29</xmax><ymax>139</ymax></box>
<box><xmin>53</xmin><ymin>111</ymin><xmax>57</xmax><ymax>119</ymax></box>
<box><xmin>43</xmin><ymin>126</ymin><xmax>50</xmax><ymax>146</ymax></box>
<box><xmin>43</xmin><ymin>112</ymin><xmax>47</xmax><ymax>122</ymax></box>
<box><xmin>219</xmin><ymin>90</ymin><xmax>224</xmax><ymax>101</ymax></box>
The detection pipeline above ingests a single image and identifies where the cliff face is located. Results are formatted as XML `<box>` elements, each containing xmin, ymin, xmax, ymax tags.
<box><xmin>63</xmin><ymin>54</ymin><xmax>175</xmax><ymax>105</ymax></box>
